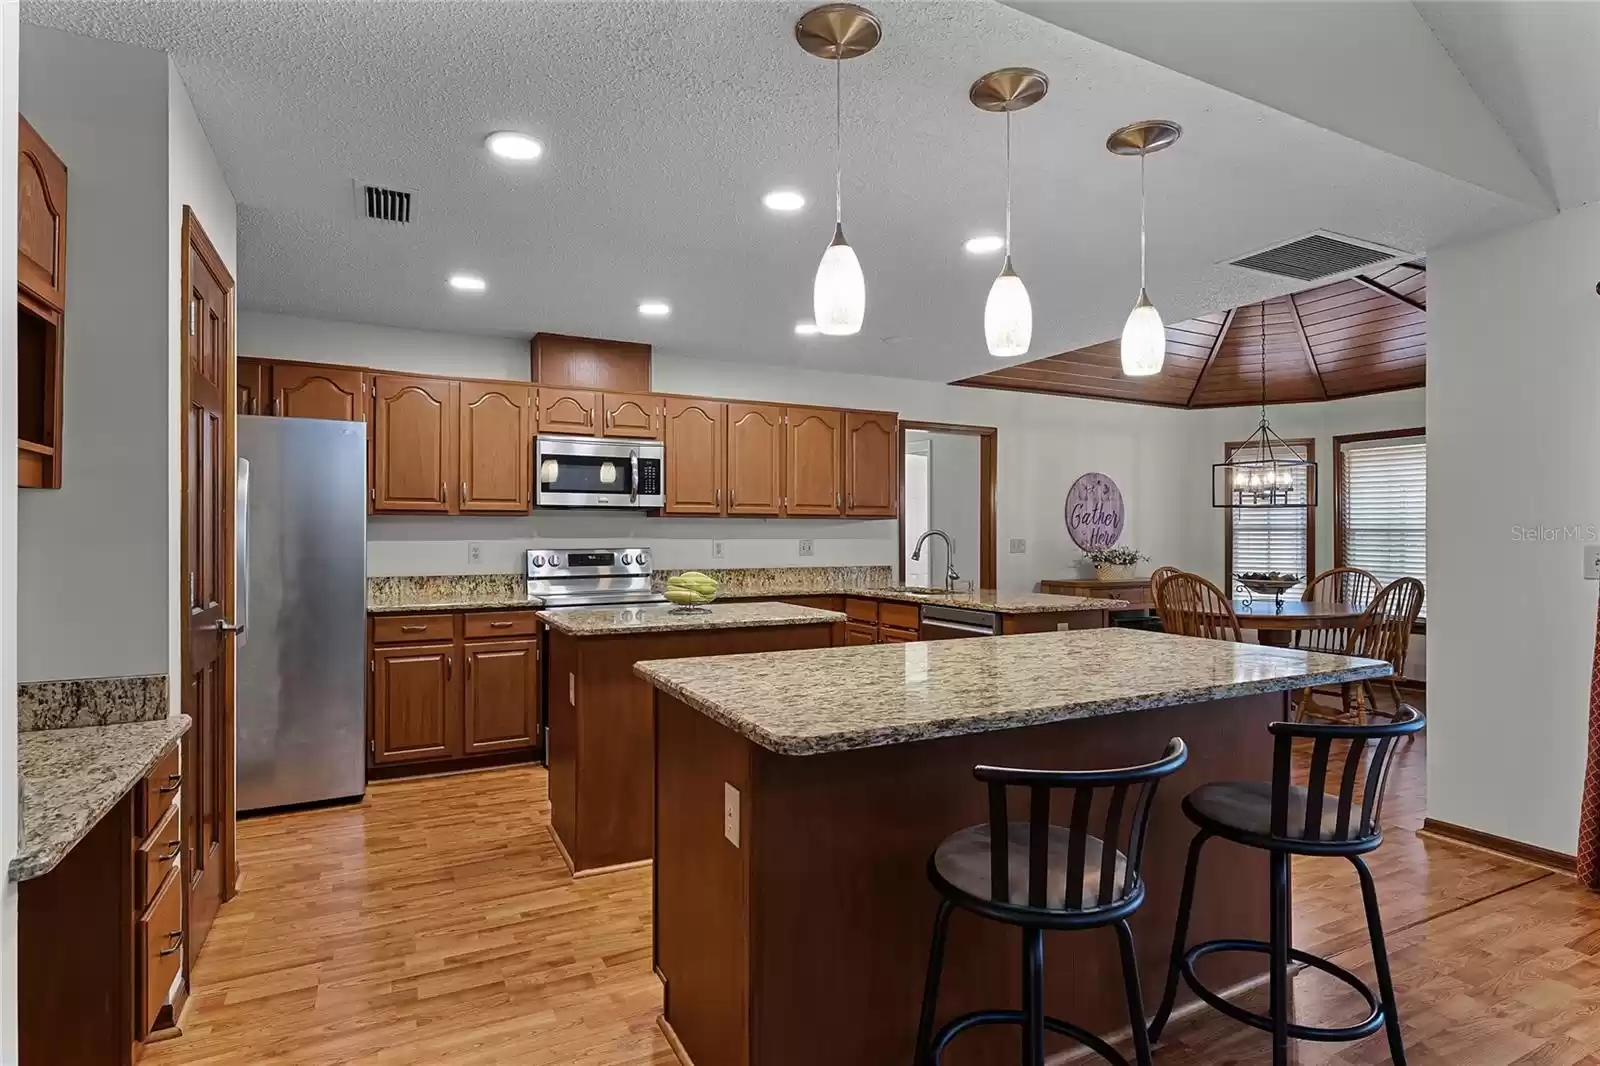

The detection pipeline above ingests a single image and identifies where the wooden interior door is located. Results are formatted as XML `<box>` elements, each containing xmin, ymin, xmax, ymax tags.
<box><xmin>844</xmin><ymin>411</ymin><xmax>898</xmax><ymax>516</ymax></box>
<box><xmin>784</xmin><ymin>407</ymin><xmax>842</xmax><ymax>516</ymax></box>
<box><xmin>536</xmin><ymin>387</ymin><xmax>598</xmax><ymax>435</ymax></box>
<box><xmin>462</xmin><ymin>639</ymin><xmax>538</xmax><ymax>754</ymax></box>
<box><xmin>725</xmin><ymin>403</ymin><xmax>784</xmax><ymax>516</ymax></box>
<box><xmin>372</xmin><ymin>375</ymin><xmax>457</xmax><ymax>513</ymax></box>
<box><xmin>180</xmin><ymin>207</ymin><xmax>236</xmax><ymax>972</ymax></box>
<box><xmin>459</xmin><ymin>381</ymin><xmax>531</xmax><ymax>512</ymax></box>
<box><xmin>372</xmin><ymin>644</ymin><xmax>461</xmax><ymax>763</ymax></box>
<box><xmin>662</xmin><ymin>396</ymin><xmax>725</xmax><ymax>515</ymax></box>
<box><xmin>270</xmin><ymin>362</ymin><xmax>366</xmax><ymax>421</ymax></box>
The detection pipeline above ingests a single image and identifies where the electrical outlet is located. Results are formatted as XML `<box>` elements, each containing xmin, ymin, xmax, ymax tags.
<box><xmin>467</xmin><ymin>541</ymin><xmax>483</xmax><ymax>565</ymax></box>
<box><xmin>1586</xmin><ymin>546</ymin><xmax>1600</xmax><ymax>581</ymax></box>
<box><xmin>723</xmin><ymin>783</ymin><xmax>741</xmax><ymax>847</ymax></box>
<box><xmin>798</xmin><ymin>538</ymin><xmax>814</xmax><ymax>557</ymax></box>
<box><xmin>712</xmin><ymin>540</ymin><xmax>726</xmax><ymax>559</ymax></box>
<box><xmin>1009</xmin><ymin>538</ymin><xmax>1027</xmax><ymax>554</ymax></box>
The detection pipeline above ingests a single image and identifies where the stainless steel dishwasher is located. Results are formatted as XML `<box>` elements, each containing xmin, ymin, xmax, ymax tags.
<box><xmin>919</xmin><ymin>604</ymin><xmax>1001</xmax><ymax>640</ymax></box>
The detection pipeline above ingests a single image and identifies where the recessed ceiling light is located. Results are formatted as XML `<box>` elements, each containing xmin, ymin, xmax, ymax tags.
<box><xmin>486</xmin><ymin>131</ymin><xmax>543</xmax><ymax>162</ymax></box>
<box><xmin>638</xmin><ymin>300</ymin><xmax>671</xmax><ymax>317</ymax></box>
<box><xmin>964</xmin><ymin>234</ymin><xmax>1005</xmax><ymax>255</ymax></box>
<box><xmin>763</xmin><ymin>189</ymin><xmax>807</xmax><ymax>213</ymax></box>
<box><xmin>794</xmin><ymin>321</ymin><xmax>820</xmax><ymax>336</ymax></box>
<box><xmin>448</xmin><ymin>273</ymin><xmax>487</xmax><ymax>292</ymax></box>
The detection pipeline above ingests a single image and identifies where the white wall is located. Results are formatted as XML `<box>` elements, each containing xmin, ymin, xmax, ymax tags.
<box><xmin>1428</xmin><ymin>200</ymin><xmax>1600</xmax><ymax>854</ymax></box>
<box><xmin>17</xmin><ymin>26</ymin><xmax>170</xmax><ymax>682</ymax></box>
<box><xmin>167</xmin><ymin>60</ymin><xmax>237</xmax><ymax>712</ymax></box>
<box><xmin>2</xmin><ymin>4</ymin><xmax>22</xmax><ymax>1057</ymax></box>
<box><xmin>240</xmin><ymin>310</ymin><xmax>527</xmax><ymax>380</ymax></box>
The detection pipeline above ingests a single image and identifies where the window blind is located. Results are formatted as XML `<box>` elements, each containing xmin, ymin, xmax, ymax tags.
<box><xmin>1339</xmin><ymin>436</ymin><xmax>1426</xmax><ymax>614</ymax></box>
<box><xmin>1227</xmin><ymin>441</ymin><xmax>1313</xmax><ymax>597</ymax></box>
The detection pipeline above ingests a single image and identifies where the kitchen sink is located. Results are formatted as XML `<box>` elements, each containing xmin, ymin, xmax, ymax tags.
<box><xmin>889</xmin><ymin>586</ymin><xmax>949</xmax><ymax>596</ymax></box>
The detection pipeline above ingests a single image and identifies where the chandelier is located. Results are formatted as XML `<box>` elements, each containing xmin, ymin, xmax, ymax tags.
<box><xmin>1212</xmin><ymin>305</ymin><xmax>1317</xmax><ymax>508</ymax></box>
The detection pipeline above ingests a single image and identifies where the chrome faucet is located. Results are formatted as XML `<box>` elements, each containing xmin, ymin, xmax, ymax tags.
<box><xmin>910</xmin><ymin>529</ymin><xmax>960</xmax><ymax>592</ymax></box>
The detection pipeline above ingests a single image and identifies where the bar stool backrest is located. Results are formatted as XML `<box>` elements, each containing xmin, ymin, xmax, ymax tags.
<box><xmin>972</xmin><ymin>739</ymin><xmax>1188</xmax><ymax>911</ymax></box>
<box><xmin>1267</xmin><ymin>706</ymin><xmax>1424</xmax><ymax>846</ymax></box>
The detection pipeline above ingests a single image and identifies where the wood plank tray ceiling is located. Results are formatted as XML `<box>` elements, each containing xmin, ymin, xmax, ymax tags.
<box><xmin>955</xmin><ymin>263</ymin><xmax>1425</xmax><ymax>408</ymax></box>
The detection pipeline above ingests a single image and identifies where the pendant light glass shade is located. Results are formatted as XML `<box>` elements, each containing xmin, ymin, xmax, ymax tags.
<box><xmin>1120</xmin><ymin>289</ymin><xmax>1165</xmax><ymax>375</ymax></box>
<box><xmin>814</xmin><ymin>223</ymin><xmax>866</xmax><ymax>335</ymax></box>
<box><xmin>985</xmin><ymin>257</ymin><xmax>1032</xmax><ymax>357</ymax></box>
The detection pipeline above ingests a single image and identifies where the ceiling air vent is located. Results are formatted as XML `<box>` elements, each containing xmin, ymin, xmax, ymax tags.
<box><xmin>355</xmin><ymin>181</ymin><xmax>413</xmax><ymax>225</ymax></box>
<box><xmin>1226</xmin><ymin>231</ymin><xmax>1407</xmax><ymax>283</ymax></box>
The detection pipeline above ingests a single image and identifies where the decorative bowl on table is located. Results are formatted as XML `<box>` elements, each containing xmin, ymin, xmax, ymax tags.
<box><xmin>1235</xmin><ymin>572</ymin><xmax>1302</xmax><ymax>595</ymax></box>
<box><xmin>664</xmin><ymin>572</ymin><xmax>720</xmax><ymax>613</ymax></box>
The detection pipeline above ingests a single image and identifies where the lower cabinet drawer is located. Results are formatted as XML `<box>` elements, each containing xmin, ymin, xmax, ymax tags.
<box><xmin>844</xmin><ymin>621</ymin><xmax>878</xmax><ymax>646</ymax></box>
<box><xmin>139</xmin><ymin>744</ymin><xmax>182</xmax><ymax>840</ymax></box>
<box><xmin>138</xmin><ymin>866</ymin><xmax>184</xmax><ymax>1037</ymax></box>
<box><xmin>462</xmin><ymin>610</ymin><xmax>539</xmax><ymax>639</ymax></box>
<box><xmin>879</xmin><ymin>625</ymin><xmax>919</xmax><ymax>643</ymax></box>
<box><xmin>844</xmin><ymin>597</ymin><xmax>879</xmax><ymax>623</ymax></box>
<box><xmin>878</xmin><ymin>602</ymin><xmax>920</xmax><ymax>631</ymax></box>
<box><xmin>138</xmin><ymin>802</ymin><xmax>183</xmax><ymax>911</ymax></box>
<box><xmin>373</xmin><ymin>613</ymin><xmax>456</xmax><ymax>644</ymax></box>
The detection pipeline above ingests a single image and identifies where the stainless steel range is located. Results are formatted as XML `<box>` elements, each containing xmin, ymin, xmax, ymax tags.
<box><xmin>526</xmin><ymin>546</ymin><xmax>667</xmax><ymax>610</ymax></box>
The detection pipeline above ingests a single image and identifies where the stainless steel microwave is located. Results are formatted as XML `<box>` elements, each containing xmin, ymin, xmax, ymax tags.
<box><xmin>534</xmin><ymin>435</ymin><xmax>665</xmax><ymax>509</ymax></box>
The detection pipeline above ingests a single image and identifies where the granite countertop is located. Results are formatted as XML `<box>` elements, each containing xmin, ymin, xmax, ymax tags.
<box><xmin>368</xmin><ymin>595</ymin><xmax>543</xmax><ymax>615</ymax></box>
<box><xmin>11</xmin><ymin>716</ymin><xmax>192</xmax><ymax>882</ymax></box>
<box><xmin>710</xmin><ymin>585</ymin><xmax>1128</xmax><ymax>613</ymax></box>
<box><xmin>634</xmin><ymin>628</ymin><xmax>1391</xmax><ymax>756</ymax></box>
<box><xmin>539</xmin><ymin>601</ymin><xmax>846</xmax><ymax>637</ymax></box>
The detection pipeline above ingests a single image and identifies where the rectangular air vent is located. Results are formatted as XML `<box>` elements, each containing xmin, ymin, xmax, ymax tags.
<box><xmin>1226</xmin><ymin>231</ymin><xmax>1407</xmax><ymax>282</ymax></box>
<box><xmin>356</xmin><ymin>181</ymin><xmax>413</xmax><ymax>224</ymax></box>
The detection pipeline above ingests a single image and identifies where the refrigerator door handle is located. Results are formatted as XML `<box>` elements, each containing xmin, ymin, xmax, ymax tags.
<box><xmin>222</xmin><ymin>457</ymin><xmax>250</xmax><ymax>643</ymax></box>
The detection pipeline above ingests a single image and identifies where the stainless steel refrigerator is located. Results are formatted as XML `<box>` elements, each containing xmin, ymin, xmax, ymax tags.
<box><xmin>236</xmin><ymin>416</ymin><xmax>368</xmax><ymax>813</ymax></box>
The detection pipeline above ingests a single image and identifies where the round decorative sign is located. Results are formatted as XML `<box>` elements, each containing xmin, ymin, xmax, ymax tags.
<box><xmin>1065</xmin><ymin>473</ymin><xmax>1125</xmax><ymax>551</ymax></box>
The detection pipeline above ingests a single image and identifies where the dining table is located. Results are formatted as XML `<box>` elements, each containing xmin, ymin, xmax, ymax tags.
<box><xmin>1231</xmin><ymin>597</ymin><xmax>1367</xmax><ymax>648</ymax></box>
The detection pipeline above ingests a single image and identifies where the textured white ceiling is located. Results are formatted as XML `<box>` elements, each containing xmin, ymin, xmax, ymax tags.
<box><xmin>23</xmin><ymin>1</ymin><xmax>1552</xmax><ymax>382</ymax></box>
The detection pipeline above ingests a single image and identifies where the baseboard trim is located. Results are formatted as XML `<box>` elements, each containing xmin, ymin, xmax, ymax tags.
<box><xmin>1420</xmin><ymin>818</ymin><xmax>1575</xmax><ymax>875</ymax></box>
<box><xmin>658</xmin><ymin>1014</ymin><xmax>696</xmax><ymax>1066</ymax></box>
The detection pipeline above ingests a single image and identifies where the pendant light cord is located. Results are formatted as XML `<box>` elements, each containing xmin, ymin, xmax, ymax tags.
<box><xmin>834</xmin><ymin>56</ymin><xmax>843</xmax><ymax>225</ymax></box>
<box><xmin>1004</xmin><ymin>110</ymin><xmax>1013</xmax><ymax>255</ymax></box>
<box><xmin>1138</xmin><ymin>150</ymin><xmax>1147</xmax><ymax>291</ymax></box>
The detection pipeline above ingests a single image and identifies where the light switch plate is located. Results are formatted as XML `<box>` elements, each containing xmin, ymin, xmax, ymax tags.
<box><xmin>723</xmin><ymin>783</ymin><xmax>740</xmax><ymax>846</ymax></box>
<box><xmin>1585</xmin><ymin>546</ymin><xmax>1600</xmax><ymax>580</ymax></box>
<box><xmin>467</xmin><ymin>541</ymin><xmax>483</xmax><ymax>565</ymax></box>
<box><xmin>1009</xmin><ymin>538</ymin><xmax>1027</xmax><ymax>554</ymax></box>
<box><xmin>798</xmin><ymin>539</ymin><xmax>814</xmax><ymax>557</ymax></box>
<box><xmin>712</xmin><ymin>540</ymin><xmax>726</xmax><ymax>559</ymax></box>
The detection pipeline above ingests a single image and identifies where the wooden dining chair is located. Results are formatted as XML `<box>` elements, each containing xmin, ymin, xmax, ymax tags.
<box><xmin>1301</xmin><ymin>577</ymin><xmax>1424</xmax><ymax>723</ymax></box>
<box><xmin>1148</xmin><ymin>566</ymin><xmax>1181</xmax><ymax>606</ymax></box>
<box><xmin>1153</xmin><ymin>572</ymin><xmax>1243</xmax><ymax>642</ymax></box>
<box><xmin>1295</xmin><ymin>567</ymin><xmax>1381</xmax><ymax>654</ymax></box>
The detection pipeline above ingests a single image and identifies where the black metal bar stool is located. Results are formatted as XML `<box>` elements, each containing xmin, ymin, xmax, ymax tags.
<box><xmin>1149</xmin><ymin>705</ymin><xmax>1424</xmax><ymax>1066</ymax></box>
<box><xmin>913</xmin><ymin>738</ymin><xmax>1188</xmax><ymax>1066</ymax></box>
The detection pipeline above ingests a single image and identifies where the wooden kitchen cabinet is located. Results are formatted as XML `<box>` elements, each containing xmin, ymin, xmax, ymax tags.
<box><xmin>18</xmin><ymin>115</ymin><xmax>66</xmax><ymax>490</ymax></box>
<box><xmin>784</xmin><ymin>406</ymin><xmax>843</xmax><ymax>516</ymax></box>
<box><xmin>662</xmin><ymin>396</ymin><xmax>726</xmax><ymax>515</ymax></box>
<box><xmin>269</xmin><ymin>361</ymin><xmax>366</xmax><ymax>421</ymax></box>
<box><xmin>236</xmin><ymin>357</ymin><xmax>266</xmax><ymax>415</ymax></box>
<box><xmin>371</xmin><ymin>642</ymin><xmax>460</xmax><ymax>764</ymax></box>
<box><xmin>844</xmin><ymin>621</ymin><xmax>878</xmax><ymax>646</ymax></box>
<box><xmin>18</xmin><ymin>116</ymin><xmax>67</xmax><ymax>313</ymax></box>
<box><xmin>372</xmin><ymin>374</ymin><xmax>457</xmax><ymax>513</ymax></box>
<box><xmin>726</xmin><ymin>402</ymin><xmax>785</xmax><ymax>516</ymax></box>
<box><xmin>463</xmin><ymin>639</ymin><xmax>539</xmax><ymax>754</ymax></box>
<box><xmin>459</xmin><ymin>380</ymin><xmax>532</xmax><ymax>512</ymax></box>
<box><xmin>531</xmin><ymin>332</ymin><xmax>651</xmax><ymax>392</ymax></box>
<box><xmin>537</xmin><ymin>387</ymin><xmax>598</xmax><ymax>435</ymax></box>
<box><xmin>844</xmin><ymin>410</ymin><xmax>898</xmax><ymax>516</ymax></box>
<box><xmin>601</xmin><ymin>391</ymin><xmax>661</xmax><ymax>438</ymax></box>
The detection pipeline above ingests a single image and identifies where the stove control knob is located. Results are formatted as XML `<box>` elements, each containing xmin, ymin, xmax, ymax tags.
<box><xmin>620</xmin><ymin>552</ymin><xmax>634</xmax><ymax>565</ymax></box>
<box><xmin>637</xmin><ymin>550</ymin><xmax>651</xmax><ymax>568</ymax></box>
<box><xmin>531</xmin><ymin>554</ymin><xmax>545</xmax><ymax>568</ymax></box>
<box><xmin>548</xmin><ymin>555</ymin><xmax>562</xmax><ymax>568</ymax></box>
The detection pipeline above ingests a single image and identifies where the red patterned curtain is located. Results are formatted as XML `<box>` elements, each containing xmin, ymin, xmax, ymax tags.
<box><xmin>1578</xmin><ymin>595</ymin><xmax>1600</xmax><ymax>889</ymax></box>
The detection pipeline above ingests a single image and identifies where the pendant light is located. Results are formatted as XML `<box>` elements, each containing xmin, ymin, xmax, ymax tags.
<box><xmin>1212</xmin><ymin>303</ymin><xmax>1318</xmax><ymax>509</ymax></box>
<box><xmin>796</xmin><ymin>4</ymin><xmax>881</xmax><ymax>336</ymax></box>
<box><xmin>971</xmin><ymin>68</ymin><xmax>1047</xmax><ymax>357</ymax></box>
<box><xmin>1107</xmin><ymin>120</ymin><xmax>1182</xmax><ymax>376</ymax></box>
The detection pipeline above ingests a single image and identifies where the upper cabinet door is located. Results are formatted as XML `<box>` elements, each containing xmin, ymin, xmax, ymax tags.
<box><xmin>844</xmin><ymin>411</ymin><xmax>899</xmax><ymax>516</ymax></box>
<box><xmin>17</xmin><ymin>117</ymin><xmax>66</xmax><ymax>311</ymax></box>
<box><xmin>725</xmin><ymin>403</ymin><xmax>785</xmax><ymax>516</ymax></box>
<box><xmin>601</xmin><ymin>392</ymin><xmax>661</xmax><ymax>439</ymax></box>
<box><xmin>270</xmin><ymin>363</ymin><xmax>366</xmax><ymax>421</ymax></box>
<box><xmin>373</xmin><ymin>375</ymin><xmax>457</xmax><ymax>513</ymax></box>
<box><xmin>236</xmin><ymin>358</ymin><xmax>266</xmax><ymax>416</ymax></box>
<box><xmin>459</xmin><ymin>381</ymin><xmax>532</xmax><ymax>513</ymax></box>
<box><xmin>784</xmin><ymin>407</ymin><xmax>843</xmax><ymax>517</ymax></box>
<box><xmin>662</xmin><ymin>397</ymin><xmax>726</xmax><ymax>516</ymax></box>
<box><xmin>536</xmin><ymin>387</ymin><xmax>598</xmax><ymax>435</ymax></box>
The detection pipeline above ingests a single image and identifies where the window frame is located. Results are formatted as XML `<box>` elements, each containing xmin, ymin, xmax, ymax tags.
<box><xmin>1333</xmin><ymin>426</ymin><xmax>1426</xmax><ymax>628</ymax></box>
<box><xmin>1222</xmin><ymin>436</ymin><xmax>1317</xmax><ymax>594</ymax></box>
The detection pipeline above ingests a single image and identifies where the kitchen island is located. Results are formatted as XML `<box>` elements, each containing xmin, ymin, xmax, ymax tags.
<box><xmin>538</xmin><ymin>600</ymin><xmax>845</xmax><ymax>876</ymax></box>
<box><xmin>636</xmin><ymin>628</ymin><xmax>1390</xmax><ymax>1066</ymax></box>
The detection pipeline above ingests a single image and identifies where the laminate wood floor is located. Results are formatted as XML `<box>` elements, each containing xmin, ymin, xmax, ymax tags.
<box><xmin>147</xmin><ymin>726</ymin><xmax>1593</xmax><ymax>1065</ymax></box>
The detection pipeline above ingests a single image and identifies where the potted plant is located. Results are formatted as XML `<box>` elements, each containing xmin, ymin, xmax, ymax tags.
<box><xmin>1084</xmin><ymin>545</ymin><xmax>1150</xmax><ymax>581</ymax></box>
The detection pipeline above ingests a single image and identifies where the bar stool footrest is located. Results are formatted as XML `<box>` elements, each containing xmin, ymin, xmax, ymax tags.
<box><xmin>931</xmin><ymin>1008</ymin><xmax>1132</xmax><ymax>1066</ymax></box>
<box><xmin>1179</xmin><ymin>938</ymin><xmax>1385</xmax><ymax>1043</ymax></box>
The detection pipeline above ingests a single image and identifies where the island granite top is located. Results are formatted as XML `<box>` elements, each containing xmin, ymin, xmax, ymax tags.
<box><xmin>709</xmin><ymin>586</ymin><xmax>1129</xmax><ymax>613</ymax></box>
<box><xmin>634</xmin><ymin>628</ymin><xmax>1391</xmax><ymax>756</ymax></box>
<box><xmin>538</xmin><ymin>600</ymin><xmax>846</xmax><ymax>637</ymax></box>
<box><xmin>12</xmin><ymin>715</ymin><xmax>192</xmax><ymax>881</ymax></box>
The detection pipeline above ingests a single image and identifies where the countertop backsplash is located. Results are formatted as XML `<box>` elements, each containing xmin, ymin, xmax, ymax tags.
<box><xmin>18</xmin><ymin>674</ymin><xmax>171</xmax><ymax>732</ymax></box>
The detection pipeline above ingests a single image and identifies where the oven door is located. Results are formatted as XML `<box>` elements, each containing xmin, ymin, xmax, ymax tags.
<box><xmin>534</xmin><ymin>435</ymin><xmax>665</xmax><ymax>508</ymax></box>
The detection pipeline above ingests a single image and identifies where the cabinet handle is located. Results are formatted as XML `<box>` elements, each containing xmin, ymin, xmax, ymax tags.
<box><xmin>158</xmin><ymin>773</ymin><xmax>182</xmax><ymax>795</ymax></box>
<box><xmin>440</xmin><ymin>481</ymin><xmax>447</xmax><ymax>504</ymax></box>
<box><xmin>460</xmin><ymin>480</ymin><xmax>467</xmax><ymax>503</ymax></box>
<box><xmin>446</xmin><ymin>655</ymin><xmax>453</xmax><ymax>679</ymax></box>
<box><xmin>159</xmin><ymin>841</ymin><xmax>181</xmax><ymax>863</ymax></box>
<box><xmin>467</xmin><ymin>656</ymin><xmax>474</xmax><ymax>680</ymax></box>
<box><xmin>489</xmin><ymin>621</ymin><xmax>514</xmax><ymax>628</ymax></box>
<box><xmin>273</xmin><ymin>398</ymin><xmax>282</xmax><ymax>416</ymax></box>
<box><xmin>729</xmin><ymin>488</ymin><xmax>736</xmax><ymax>508</ymax></box>
<box><xmin>836</xmin><ymin>491</ymin><xmax>842</xmax><ymax>510</ymax></box>
<box><xmin>848</xmin><ymin>493</ymin><xmax>855</xmax><ymax>510</ymax></box>
<box><xmin>159</xmin><ymin>931</ymin><xmax>184</xmax><ymax>957</ymax></box>
<box><xmin>399</xmin><ymin>624</ymin><xmax>426</xmax><ymax>633</ymax></box>
<box><xmin>716</xmin><ymin>487</ymin><xmax>722</xmax><ymax>509</ymax></box>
